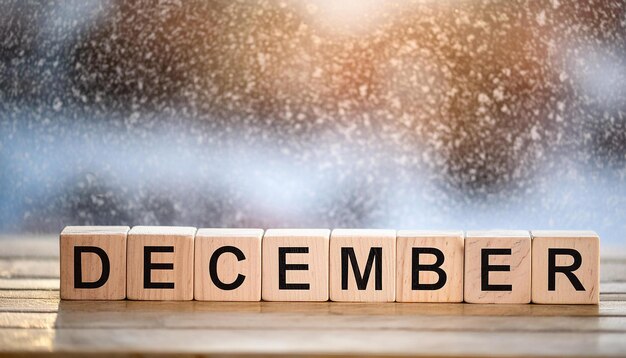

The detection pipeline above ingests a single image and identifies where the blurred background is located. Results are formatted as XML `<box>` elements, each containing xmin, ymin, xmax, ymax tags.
<box><xmin>0</xmin><ymin>0</ymin><xmax>624</xmax><ymax>243</ymax></box>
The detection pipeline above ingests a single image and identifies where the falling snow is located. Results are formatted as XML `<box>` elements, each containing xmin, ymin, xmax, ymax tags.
<box><xmin>0</xmin><ymin>0</ymin><xmax>625</xmax><ymax>243</ymax></box>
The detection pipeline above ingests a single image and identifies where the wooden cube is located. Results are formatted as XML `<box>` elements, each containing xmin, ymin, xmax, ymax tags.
<box><xmin>464</xmin><ymin>230</ymin><xmax>531</xmax><ymax>304</ymax></box>
<box><xmin>396</xmin><ymin>230</ymin><xmax>464</xmax><ymax>303</ymax></box>
<box><xmin>262</xmin><ymin>229</ymin><xmax>330</xmax><ymax>301</ymax></box>
<box><xmin>127</xmin><ymin>226</ymin><xmax>196</xmax><ymax>301</ymax></box>
<box><xmin>60</xmin><ymin>226</ymin><xmax>129</xmax><ymax>300</ymax></box>
<box><xmin>194</xmin><ymin>228</ymin><xmax>263</xmax><ymax>301</ymax></box>
<box><xmin>531</xmin><ymin>230</ymin><xmax>600</xmax><ymax>304</ymax></box>
<box><xmin>330</xmin><ymin>229</ymin><xmax>396</xmax><ymax>302</ymax></box>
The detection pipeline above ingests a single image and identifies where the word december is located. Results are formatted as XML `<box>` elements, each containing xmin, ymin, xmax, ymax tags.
<box><xmin>59</xmin><ymin>226</ymin><xmax>600</xmax><ymax>304</ymax></box>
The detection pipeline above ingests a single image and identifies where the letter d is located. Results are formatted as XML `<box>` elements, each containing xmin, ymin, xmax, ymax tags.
<box><xmin>74</xmin><ymin>246</ymin><xmax>110</xmax><ymax>289</ymax></box>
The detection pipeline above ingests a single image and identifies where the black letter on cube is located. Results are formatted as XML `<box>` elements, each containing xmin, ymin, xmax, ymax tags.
<box><xmin>412</xmin><ymin>247</ymin><xmax>447</xmax><ymax>290</ymax></box>
<box><xmin>210</xmin><ymin>246</ymin><xmax>246</xmax><ymax>290</ymax></box>
<box><xmin>341</xmin><ymin>247</ymin><xmax>382</xmax><ymax>290</ymax></box>
<box><xmin>548</xmin><ymin>248</ymin><xmax>585</xmax><ymax>291</ymax></box>
<box><xmin>74</xmin><ymin>246</ymin><xmax>110</xmax><ymax>289</ymax></box>
<box><xmin>144</xmin><ymin>246</ymin><xmax>175</xmax><ymax>289</ymax></box>
<box><xmin>481</xmin><ymin>248</ymin><xmax>512</xmax><ymax>291</ymax></box>
<box><xmin>278</xmin><ymin>247</ymin><xmax>310</xmax><ymax>290</ymax></box>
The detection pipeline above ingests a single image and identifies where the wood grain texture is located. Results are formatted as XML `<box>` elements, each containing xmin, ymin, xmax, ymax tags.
<box><xmin>602</xmin><ymin>282</ymin><xmax>626</xmax><ymax>293</ymax></box>
<box><xmin>0</xmin><ymin>235</ymin><xmax>624</xmax><ymax>357</ymax></box>
<box><xmin>6</xmin><ymin>298</ymin><xmax>626</xmax><ymax>316</ymax></box>
<box><xmin>194</xmin><ymin>228</ymin><xmax>263</xmax><ymax>301</ymax></box>
<box><xmin>127</xmin><ymin>226</ymin><xmax>196</xmax><ymax>301</ymax></box>
<box><xmin>2</xmin><ymin>328</ymin><xmax>626</xmax><ymax>357</ymax></box>
<box><xmin>3</xmin><ymin>304</ymin><xmax>626</xmax><ymax>332</ymax></box>
<box><xmin>60</xmin><ymin>226</ymin><xmax>129</xmax><ymax>300</ymax></box>
<box><xmin>531</xmin><ymin>230</ymin><xmax>600</xmax><ymax>304</ymax></box>
<box><xmin>464</xmin><ymin>230</ymin><xmax>531</xmax><ymax>304</ymax></box>
<box><xmin>262</xmin><ymin>229</ymin><xmax>330</xmax><ymax>301</ymax></box>
<box><xmin>0</xmin><ymin>290</ymin><xmax>59</xmax><ymax>299</ymax></box>
<box><xmin>0</xmin><ymin>298</ymin><xmax>59</xmax><ymax>312</ymax></box>
<box><xmin>0</xmin><ymin>259</ymin><xmax>59</xmax><ymax>279</ymax></box>
<box><xmin>396</xmin><ymin>230</ymin><xmax>464</xmax><ymax>302</ymax></box>
<box><xmin>0</xmin><ymin>278</ymin><xmax>59</xmax><ymax>290</ymax></box>
<box><xmin>330</xmin><ymin>229</ymin><xmax>396</xmax><ymax>302</ymax></box>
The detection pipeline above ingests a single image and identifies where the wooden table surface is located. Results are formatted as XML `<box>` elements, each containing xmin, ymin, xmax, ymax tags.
<box><xmin>1</xmin><ymin>235</ymin><xmax>626</xmax><ymax>357</ymax></box>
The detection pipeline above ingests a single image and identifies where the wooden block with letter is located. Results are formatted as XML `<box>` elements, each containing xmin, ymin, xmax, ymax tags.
<box><xmin>531</xmin><ymin>230</ymin><xmax>600</xmax><ymax>304</ymax></box>
<box><xmin>262</xmin><ymin>229</ymin><xmax>330</xmax><ymax>301</ymax></box>
<box><xmin>396</xmin><ymin>230</ymin><xmax>464</xmax><ymax>302</ymax></box>
<box><xmin>127</xmin><ymin>226</ymin><xmax>196</xmax><ymax>301</ymax></box>
<box><xmin>60</xmin><ymin>226</ymin><xmax>129</xmax><ymax>300</ymax></box>
<box><xmin>464</xmin><ymin>230</ymin><xmax>531</xmax><ymax>304</ymax></box>
<box><xmin>330</xmin><ymin>229</ymin><xmax>396</xmax><ymax>302</ymax></box>
<box><xmin>194</xmin><ymin>228</ymin><xmax>263</xmax><ymax>301</ymax></box>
